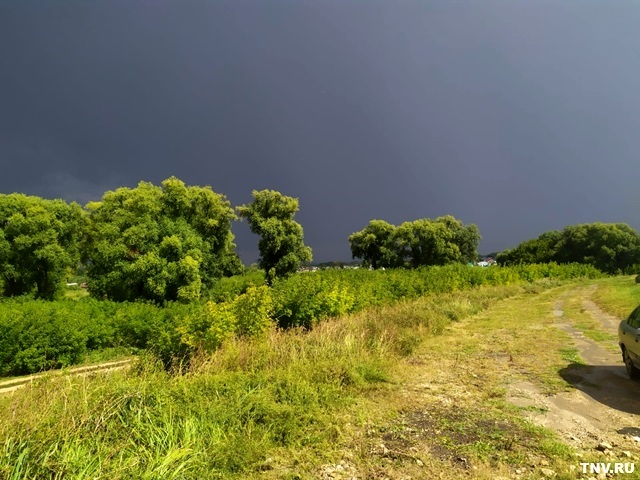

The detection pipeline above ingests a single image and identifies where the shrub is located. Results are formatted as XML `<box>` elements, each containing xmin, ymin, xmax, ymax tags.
<box><xmin>233</xmin><ymin>286</ymin><xmax>274</xmax><ymax>337</ymax></box>
<box><xmin>0</xmin><ymin>301</ymin><xmax>88</xmax><ymax>375</ymax></box>
<box><xmin>0</xmin><ymin>262</ymin><xmax>603</xmax><ymax>376</ymax></box>
<box><xmin>178</xmin><ymin>301</ymin><xmax>237</xmax><ymax>351</ymax></box>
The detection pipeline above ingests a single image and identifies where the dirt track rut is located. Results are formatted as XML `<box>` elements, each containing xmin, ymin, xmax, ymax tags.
<box><xmin>508</xmin><ymin>287</ymin><xmax>640</xmax><ymax>451</ymax></box>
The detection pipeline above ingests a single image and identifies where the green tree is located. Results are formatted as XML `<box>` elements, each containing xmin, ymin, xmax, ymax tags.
<box><xmin>393</xmin><ymin>218</ymin><xmax>469</xmax><ymax>268</ymax></box>
<box><xmin>237</xmin><ymin>190</ymin><xmax>312</xmax><ymax>284</ymax></box>
<box><xmin>350</xmin><ymin>216</ymin><xmax>480</xmax><ymax>269</ymax></box>
<box><xmin>554</xmin><ymin>223</ymin><xmax>640</xmax><ymax>274</ymax></box>
<box><xmin>497</xmin><ymin>223</ymin><xmax>640</xmax><ymax>274</ymax></box>
<box><xmin>84</xmin><ymin>177</ymin><xmax>240</xmax><ymax>303</ymax></box>
<box><xmin>0</xmin><ymin>194</ymin><xmax>84</xmax><ymax>299</ymax></box>
<box><xmin>434</xmin><ymin>215</ymin><xmax>481</xmax><ymax>264</ymax></box>
<box><xmin>497</xmin><ymin>230</ymin><xmax>561</xmax><ymax>265</ymax></box>
<box><xmin>348</xmin><ymin>220</ymin><xmax>397</xmax><ymax>269</ymax></box>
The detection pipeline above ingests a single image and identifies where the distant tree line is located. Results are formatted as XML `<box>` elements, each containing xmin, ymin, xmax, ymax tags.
<box><xmin>348</xmin><ymin>216</ymin><xmax>481</xmax><ymax>269</ymax></box>
<box><xmin>0</xmin><ymin>178</ymin><xmax>311</xmax><ymax>301</ymax></box>
<box><xmin>496</xmin><ymin>223</ymin><xmax>640</xmax><ymax>274</ymax></box>
<box><xmin>3</xmin><ymin>176</ymin><xmax>640</xmax><ymax>303</ymax></box>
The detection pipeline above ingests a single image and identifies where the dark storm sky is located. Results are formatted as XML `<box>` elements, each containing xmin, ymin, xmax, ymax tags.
<box><xmin>2</xmin><ymin>1</ymin><xmax>640</xmax><ymax>263</ymax></box>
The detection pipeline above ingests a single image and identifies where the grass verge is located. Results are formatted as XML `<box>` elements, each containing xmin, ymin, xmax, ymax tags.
<box><xmin>590</xmin><ymin>275</ymin><xmax>640</xmax><ymax>319</ymax></box>
<box><xmin>556</xmin><ymin>283</ymin><xmax>619</xmax><ymax>352</ymax></box>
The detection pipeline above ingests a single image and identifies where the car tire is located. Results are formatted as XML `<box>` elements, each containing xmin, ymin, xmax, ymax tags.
<box><xmin>623</xmin><ymin>347</ymin><xmax>640</xmax><ymax>380</ymax></box>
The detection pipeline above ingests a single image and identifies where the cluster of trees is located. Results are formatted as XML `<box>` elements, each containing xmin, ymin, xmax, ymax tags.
<box><xmin>83</xmin><ymin>177</ymin><xmax>243</xmax><ymax>303</ymax></box>
<box><xmin>0</xmin><ymin>178</ymin><xmax>312</xmax><ymax>302</ymax></box>
<box><xmin>5</xmin><ymin>175</ymin><xmax>640</xmax><ymax>305</ymax></box>
<box><xmin>348</xmin><ymin>216</ymin><xmax>481</xmax><ymax>269</ymax></box>
<box><xmin>496</xmin><ymin>223</ymin><xmax>640</xmax><ymax>274</ymax></box>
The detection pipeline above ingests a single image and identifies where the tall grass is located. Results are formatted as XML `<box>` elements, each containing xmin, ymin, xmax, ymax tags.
<box><xmin>0</xmin><ymin>284</ymin><xmax>534</xmax><ymax>479</ymax></box>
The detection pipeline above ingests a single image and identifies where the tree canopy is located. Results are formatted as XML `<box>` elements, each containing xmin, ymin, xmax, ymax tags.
<box><xmin>237</xmin><ymin>190</ymin><xmax>312</xmax><ymax>284</ymax></box>
<box><xmin>84</xmin><ymin>177</ymin><xmax>241</xmax><ymax>303</ymax></box>
<box><xmin>495</xmin><ymin>230</ymin><xmax>562</xmax><ymax>266</ymax></box>
<box><xmin>349</xmin><ymin>215</ymin><xmax>481</xmax><ymax>269</ymax></box>
<box><xmin>0</xmin><ymin>194</ymin><xmax>84</xmax><ymax>299</ymax></box>
<box><xmin>496</xmin><ymin>223</ymin><xmax>640</xmax><ymax>274</ymax></box>
<box><xmin>347</xmin><ymin>220</ymin><xmax>397</xmax><ymax>269</ymax></box>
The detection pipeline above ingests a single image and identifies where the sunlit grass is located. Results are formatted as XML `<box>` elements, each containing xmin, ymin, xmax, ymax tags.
<box><xmin>591</xmin><ymin>275</ymin><xmax>640</xmax><ymax>319</ymax></box>
<box><xmin>4</xmin><ymin>276</ymin><xmax>636</xmax><ymax>479</ymax></box>
<box><xmin>63</xmin><ymin>287</ymin><xmax>89</xmax><ymax>300</ymax></box>
<box><xmin>0</xmin><ymin>284</ymin><xmax>533</xmax><ymax>479</ymax></box>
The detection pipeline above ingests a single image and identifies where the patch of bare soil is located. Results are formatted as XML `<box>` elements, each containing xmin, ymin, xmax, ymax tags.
<box><xmin>508</xmin><ymin>288</ymin><xmax>640</xmax><ymax>456</ymax></box>
<box><xmin>382</xmin><ymin>408</ymin><xmax>526</xmax><ymax>468</ymax></box>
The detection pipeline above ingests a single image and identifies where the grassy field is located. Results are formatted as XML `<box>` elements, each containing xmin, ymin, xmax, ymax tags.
<box><xmin>1</xmin><ymin>275</ymin><xmax>638</xmax><ymax>479</ymax></box>
<box><xmin>590</xmin><ymin>275</ymin><xmax>640</xmax><ymax>319</ymax></box>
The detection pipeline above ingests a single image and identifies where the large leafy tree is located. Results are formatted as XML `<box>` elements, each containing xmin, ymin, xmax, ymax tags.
<box><xmin>348</xmin><ymin>220</ymin><xmax>398</xmax><ymax>269</ymax></box>
<box><xmin>350</xmin><ymin>215</ymin><xmax>480</xmax><ymax>269</ymax></box>
<box><xmin>392</xmin><ymin>216</ymin><xmax>480</xmax><ymax>268</ymax></box>
<box><xmin>497</xmin><ymin>223</ymin><xmax>640</xmax><ymax>274</ymax></box>
<box><xmin>434</xmin><ymin>215</ymin><xmax>482</xmax><ymax>264</ymax></box>
<box><xmin>237</xmin><ymin>190</ymin><xmax>312</xmax><ymax>284</ymax></box>
<box><xmin>393</xmin><ymin>219</ymin><xmax>460</xmax><ymax>268</ymax></box>
<box><xmin>554</xmin><ymin>223</ymin><xmax>640</xmax><ymax>274</ymax></box>
<box><xmin>0</xmin><ymin>194</ymin><xmax>84</xmax><ymax>299</ymax></box>
<box><xmin>84</xmin><ymin>177</ymin><xmax>241</xmax><ymax>303</ymax></box>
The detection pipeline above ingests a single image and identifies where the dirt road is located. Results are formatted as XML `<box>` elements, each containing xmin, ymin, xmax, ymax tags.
<box><xmin>507</xmin><ymin>286</ymin><xmax>640</xmax><ymax>452</ymax></box>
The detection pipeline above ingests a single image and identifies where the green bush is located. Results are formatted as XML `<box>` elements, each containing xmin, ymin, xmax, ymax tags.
<box><xmin>0</xmin><ymin>300</ymin><xmax>88</xmax><ymax>375</ymax></box>
<box><xmin>233</xmin><ymin>286</ymin><xmax>274</xmax><ymax>337</ymax></box>
<box><xmin>178</xmin><ymin>301</ymin><xmax>237</xmax><ymax>351</ymax></box>
<box><xmin>0</xmin><ymin>297</ymin><xmax>190</xmax><ymax>376</ymax></box>
<box><xmin>173</xmin><ymin>285</ymin><xmax>274</xmax><ymax>360</ymax></box>
<box><xmin>269</xmin><ymin>263</ymin><xmax>602</xmax><ymax>329</ymax></box>
<box><xmin>0</xmin><ymin>262</ymin><xmax>602</xmax><ymax>376</ymax></box>
<box><xmin>206</xmin><ymin>270</ymin><xmax>266</xmax><ymax>302</ymax></box>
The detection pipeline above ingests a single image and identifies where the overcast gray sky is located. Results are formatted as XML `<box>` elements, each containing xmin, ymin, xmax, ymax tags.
<box><xmin>1</xmin><ymin>0</ymin><xmax>639</xmax><ymax>263</ymax></box>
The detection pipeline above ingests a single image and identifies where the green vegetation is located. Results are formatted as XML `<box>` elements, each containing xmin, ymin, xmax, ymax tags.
<box><xmin>590</xmin><ymin>275</ymin><xmax>640</xmax><ymax>319</ymax></box>
<box><xmin>497</xmin><ymin>222</ymin><xmax>640</xmax><ymax>274</ymax></box>
<box><xmin>84</xmin><ymin>177</ymin><xmax>241</xmax><ymax>303</ymax></box>
<box><xmin>237</xmin><ymin>189</ymin><xmax>312</xmax><ymax>284</ymax></box>
<box><xmin>0</xmin><ymin>283</ymin><xmax>556</xmax><ymax>479</ymax></box>
<box><xmin>0</xmin><ymin>194</ymin><xmax>84</xmax><ymax>299</ymax></box>
<box><xmin>347</xmin><ymin>219</ymin><xmax>397</xmax><ymax>269</ymax></box>
<box><xmin>4</xmin><ymin>176</ymin><xmax>640</xmax><ymax>478</ymax></box>
<box><xmin>348</xmin><ymin>215</ymin><xmax>480</xmax><ymax>269</ymax></box>
<box><xmin>0</xmin><ymin>297</ymin><xmax>192</xmax><ymax>376</ymax></box>
<box><xmin>4</xmin><ymin>273</ymin><xmax>631</xmax><ymax>479</ymax></box>
<box><xmin>270</xmin><ymin>262</ymin><xmax>601</xmax><ymax>328</ymax></box>
<box><xmin>0</xmin><ymin>263</ymin><xmax>602</xmax><ymax>376</ymax></box>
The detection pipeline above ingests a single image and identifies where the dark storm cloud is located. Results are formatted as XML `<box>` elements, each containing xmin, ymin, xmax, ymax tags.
<box><xmin>1</xmin><ymin>0</ymin><xmax>640</xmax><ymax>262</ymax></box>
